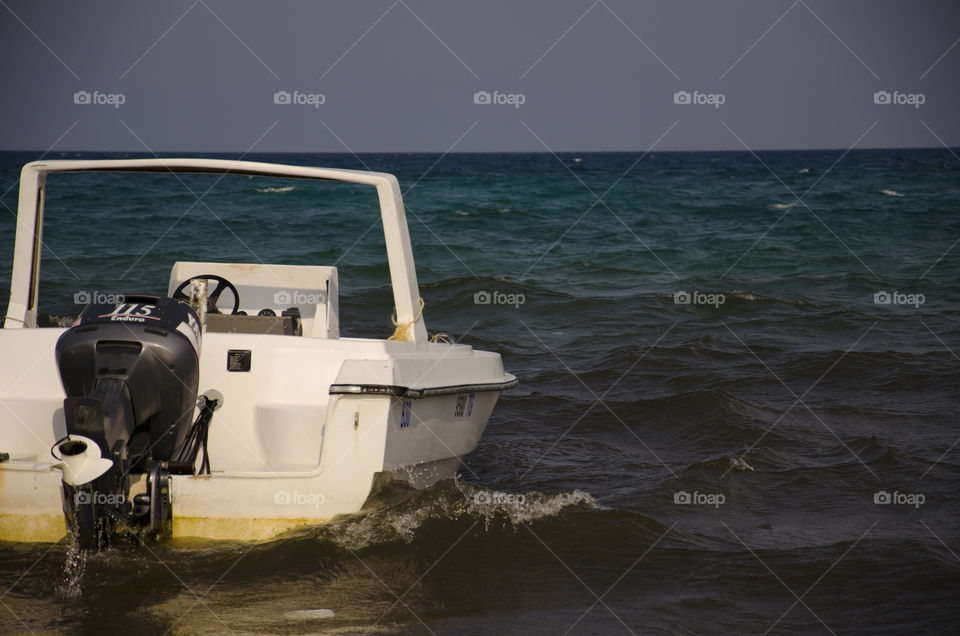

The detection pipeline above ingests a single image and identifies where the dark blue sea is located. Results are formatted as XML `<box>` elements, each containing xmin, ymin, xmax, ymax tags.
<box><xmin>1</xmin><ymin>149</ymin><xmax>959</xmax><ymax>634</ymax></box>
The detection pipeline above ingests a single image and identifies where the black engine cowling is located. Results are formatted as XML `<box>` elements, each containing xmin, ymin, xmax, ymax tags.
<box><xmin>57</xmin><ymin>296</ymin><xmax>201</xmax><ymax>462</ymax></box>
<box><xmin>54</xmin><ymin>295</ymin><xmax>203</xmax><ymax>547</ymax></box>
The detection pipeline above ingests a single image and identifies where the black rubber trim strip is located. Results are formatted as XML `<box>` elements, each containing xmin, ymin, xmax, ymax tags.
<box><xmin>329</xmin><ymin>377</ymin><xmax>518</xmax><ymax>399</ymax></box>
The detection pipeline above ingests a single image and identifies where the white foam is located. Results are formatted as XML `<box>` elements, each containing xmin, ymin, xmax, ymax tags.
<box><xmin>880</xmin><ymin>188</ymin><xmax>904</xmax><ymax>197</ymax></box>
<box><xmin>326</xmin><ymin>481</ymin><xmax>600</xmax><ymax>549</ymax></box>
<box><xmin>284</xmin><ymin>609</ymin><xmax>335</xmax><ymax>620</ymax></box>
<box><xmin>463</xmin><ymin>485</ymin><xmax>602</xmax><ymax>530</ymax></box>
<box><xmin>256</xmin><ymin>185</ymin><xmax>295</xmax><ymax>193</ymax></box>
<box><xmin>495</xmin><ymin>489</ymin><xmax>599</xmax><ymax>524</ymax></box>
<box><xmin>798</xmin><ymin>168</ymin><xmax>810</xmax><ymax>174</ymax></box>
<box><xmin>770</xmin><ymin>202</ymin><xmax>797</xmax><ymax>210</ymax></box>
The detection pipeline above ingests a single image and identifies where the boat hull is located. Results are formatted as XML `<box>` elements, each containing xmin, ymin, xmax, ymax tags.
<box><xmin>0</xmin><ymin>328</ymin><xmax>511</xmax><ymax>542</ymax></box>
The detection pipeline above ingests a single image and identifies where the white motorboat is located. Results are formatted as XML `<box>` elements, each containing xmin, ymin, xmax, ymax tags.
<box><xmin>0</xmin><ymin>158</ymin><xmax>516</xmax><ymax>547</ymax></box>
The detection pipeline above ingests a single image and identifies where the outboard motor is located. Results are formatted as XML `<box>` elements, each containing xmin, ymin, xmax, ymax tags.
<box><xmin>54</xmin><ymin>295</ymin><xmax>211</xmax><ymax>548</ymax></box>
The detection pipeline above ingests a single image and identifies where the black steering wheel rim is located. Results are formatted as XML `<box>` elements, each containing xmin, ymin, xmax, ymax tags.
<box><xmin>173</xmin><ymin>274</ymin><xmax>241</xmax><ymax>315</ymax></box>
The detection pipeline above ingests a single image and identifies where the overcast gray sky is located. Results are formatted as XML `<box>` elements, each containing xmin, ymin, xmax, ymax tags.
<box><xmin>1</xmin><ymin>0</ymin><xmax>957</xmax><ymax>152</ymax></box>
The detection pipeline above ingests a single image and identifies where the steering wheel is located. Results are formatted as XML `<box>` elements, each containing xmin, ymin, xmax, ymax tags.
<box><xmin>173</xmin><ymin>274</ymin><xmax>241</xmax><ymax>315</ymax></box>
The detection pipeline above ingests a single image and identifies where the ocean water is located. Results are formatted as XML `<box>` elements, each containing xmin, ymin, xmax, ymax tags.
<box><xmin>1</xmin><ymin>149</ymin><xmax>959</xmax><ymax>634</ymax></box>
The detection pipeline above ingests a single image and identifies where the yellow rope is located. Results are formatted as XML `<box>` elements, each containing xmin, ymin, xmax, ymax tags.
<box><xmin>388</xmin><ymin>298</ymin><xmax>424</xmax><ymax>342</ymax></box>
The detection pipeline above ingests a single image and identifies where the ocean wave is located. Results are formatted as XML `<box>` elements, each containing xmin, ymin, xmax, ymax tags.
<box><xmin>682</xmin><ymin>454</ymin><xmax>756</xmax><ymax>473</ymax></box>
<box><xmin>653</xmin><ymin>290</ymin><xmax>816</xmax><ymax>309</ymax></box>
<box><xmin>300</xmin><ymin>477</ymin><xmax>602</xmax><ymax>550</ymax></box>
<box><xmin>255</xmin><ymin>185</ymin><xmax>295</xmax><ymax>193</ymax></box>
<box><xmin>879</xmin><ymin>188</ymin><xmax>904</xmax><ymax>197</ymax></box>
<box><xmin>725</xmin><ymin>289</ymin><xmax>813</xmax><ymax>306</ymax></box>
<box><xmin>416</xmin><ymin>275</ymin><xmax>558</xmax><ymax>301</ymax></box>
<box><xmin>705</xmin><ymin>435</ymin><xmax>908</xmax><ymax>475</ymax></box>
